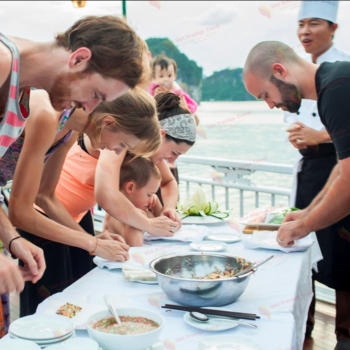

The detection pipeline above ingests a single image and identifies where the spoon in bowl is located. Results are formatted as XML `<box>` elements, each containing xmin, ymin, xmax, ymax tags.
<box><xmin>190</xmin><ymin>312</ymin><xmax>257</xmax><ymax>329</ymax></box>
<box><xmin>104</xmin><ymin>294</ymin><xmax>122</xmax><ymax>326</ymax></box>
<box><xmin>233</xmin><ymin>255</ymin><xmax>274</xmax><ymax>278</ymax></box>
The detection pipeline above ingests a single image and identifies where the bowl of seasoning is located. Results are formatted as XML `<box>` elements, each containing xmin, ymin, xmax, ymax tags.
<box><xmin>86</xmin><ymin>307</ymin><xmax>164</xmax><ymax>350</ymax></box>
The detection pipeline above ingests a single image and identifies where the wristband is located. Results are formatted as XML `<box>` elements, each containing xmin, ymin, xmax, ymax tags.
<box><xmin>9</xmin><ymin>236</ymin><xmax>22</xmax><ymax>259</ymax></box>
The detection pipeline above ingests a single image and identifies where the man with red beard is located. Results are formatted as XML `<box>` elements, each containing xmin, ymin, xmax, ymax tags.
<box><xmin>0</xmin><ymin>16</ymin><xmax>144</xmax><ymax>300</ymax></box>
<box><xmin>283</xmin><ymin>2</ymin><xmax>350</xmax><ymax>348</ymax></box>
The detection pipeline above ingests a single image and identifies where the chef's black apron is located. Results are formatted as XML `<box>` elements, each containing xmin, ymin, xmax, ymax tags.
<box><xmin>296</xmin><ymin>143</ymin><xmax>350</xmax><ymax>290</ymax></box>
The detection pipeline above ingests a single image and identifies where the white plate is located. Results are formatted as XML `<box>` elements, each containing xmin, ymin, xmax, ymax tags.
<box><xmin>198</xmin><ymin>335</ymin><xmax>263</xmax><ymax>350</ymax></box>
<box><xmin>10</xmin><ymin>331</ymin><xmax>75</xmax><ymax>345</ymax></box>
<box><xmin>36</xmin><ymin>293</ymin><xmax>131</xmax><ymax>330</ymax></box>
<box><xmin>134</xmin><ymin>280</ymin><xmax>158</xmax><ymax>285</ymax></box>
<box><xmin>0</xmin><ymin>339</ymin><xmax>41</xmax><ymax>350</ymax></box>
<box><xmin>46</xmin><ymin>338</ymin><xmax>99</xmax><ymax>350</ymax></box>
<box><xmin>204</xmin><ymin>234</ymin><xmax>241</xmax><ymax>244</ymax></box>
<box><xmin>184</xmin><ymin>312</ymin><xmax>239</xmax><ymax>332</ymax></box>
<box><xmin>190</xmin><ymin>241</ymin><xmax>227</xmax><ymax>252</ymax></box>
<box><xmin>182</xmin><ymin>216</ymin><xmax>228</xmax><ymax>225</ymax></box>
<box><xmin>9</xmin><ymin>314</ymin><xmax>74</xmax><ymax>341</ymax></box>
<box><xmin>240</xmin><ymin>222</ymin><xmax>280</xmax><ymax>229</ymax></box>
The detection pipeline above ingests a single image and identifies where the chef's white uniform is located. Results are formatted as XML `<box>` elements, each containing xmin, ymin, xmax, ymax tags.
<box><xmin>284</xmin><ymin>45</ymin><xmax>350</xmax><ymax>206</ymax></box>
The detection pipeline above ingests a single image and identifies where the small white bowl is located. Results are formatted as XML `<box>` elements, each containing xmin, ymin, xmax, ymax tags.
<box><xmin>86</xmin><ymin>308</ymin><xmax>165</xmax><ymax>350</ymax></box>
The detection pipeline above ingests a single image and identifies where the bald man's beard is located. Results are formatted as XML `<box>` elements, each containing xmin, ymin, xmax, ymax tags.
<box><xmin>270</xmin><ymin>75</ymin><xmax>302</xmax><ymax>113</ymax></box>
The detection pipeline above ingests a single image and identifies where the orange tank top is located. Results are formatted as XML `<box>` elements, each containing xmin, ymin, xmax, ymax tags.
<box><xmin>54</xmin><ymin>141</ymin><xmax>98</xmax><ymax>222</ymax></box>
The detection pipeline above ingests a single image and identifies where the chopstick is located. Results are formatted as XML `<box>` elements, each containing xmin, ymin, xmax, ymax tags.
<box><xmin>162</xmin><ymin>304</ymin><xmax>260</xmax><ymax>321</ymax></box>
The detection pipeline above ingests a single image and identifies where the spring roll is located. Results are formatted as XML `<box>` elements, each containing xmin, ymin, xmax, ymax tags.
<box><xmin>129</xmin><ymin>273</ymin><xmax>157</xmax><ymax>282</ymax></box>
<box><xmin>123</xmin><ymin>270</ymin><xmax>155</xmax><ymax>280</ymax></box>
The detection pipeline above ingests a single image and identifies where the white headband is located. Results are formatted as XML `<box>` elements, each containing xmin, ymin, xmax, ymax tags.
<box><xmin>159</xmin><ymin>114</ymin><xmax>196</xmax><ymax>142</ymax></box>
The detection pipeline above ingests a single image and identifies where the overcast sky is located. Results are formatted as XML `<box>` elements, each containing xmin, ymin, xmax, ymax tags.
<box><xmin>1</xmin><ymin>1</ymin><xmax>350</xmax><ymax>76</ymax></box>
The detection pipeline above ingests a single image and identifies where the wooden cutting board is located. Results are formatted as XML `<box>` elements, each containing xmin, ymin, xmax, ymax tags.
<box><xmin>243</xmin><ymin>226</ymin><xmax>277</xmax><ymax>234</ymax></box>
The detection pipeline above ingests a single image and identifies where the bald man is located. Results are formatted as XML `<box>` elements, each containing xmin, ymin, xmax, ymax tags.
<box><xmin>243</xmin><ymin>41</ymin><xmax>350</xmax><ymax>251</ymax></box>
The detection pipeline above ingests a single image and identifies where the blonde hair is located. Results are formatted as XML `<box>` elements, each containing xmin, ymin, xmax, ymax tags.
<box><xmin>90</xmin><ymin>87</ymin><xmax>161</xmax><ymax>157</ymax></box>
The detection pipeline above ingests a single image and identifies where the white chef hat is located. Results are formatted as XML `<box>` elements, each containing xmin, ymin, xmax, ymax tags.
<box><xmin>298</xmin><ymin>1</ymin><xmax>339</xmax><ymax>23</ymax></box>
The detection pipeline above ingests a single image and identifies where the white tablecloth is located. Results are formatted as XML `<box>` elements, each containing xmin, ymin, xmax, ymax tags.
<box><xmin>3</xmin><ymin>222</ymin><xmax>323</xmax><ymax>350</ymax></box>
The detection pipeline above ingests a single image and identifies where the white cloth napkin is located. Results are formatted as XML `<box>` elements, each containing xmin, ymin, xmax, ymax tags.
<box><xmin>93</xmin><ymin>239</ymin><xmax>192</xmax><ymax>270</ymax></box>
<box><xmin>144</xmin><ymin>224</ymin><xmax>210</xmax><ymax>242</ymax></box>
<box><xmin>242</xmin><ymin>230</ymin><xmax>314</xmax><ymax>253</ymax></box>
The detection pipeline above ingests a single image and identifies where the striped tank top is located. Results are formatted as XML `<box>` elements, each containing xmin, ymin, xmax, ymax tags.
<box><xmin>0</xmin><ymin>33</ymin><xmax>30</xmax><ymax>158</ymax></box>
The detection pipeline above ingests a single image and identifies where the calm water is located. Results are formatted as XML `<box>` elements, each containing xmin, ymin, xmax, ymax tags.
<box><xmin>177</xmin><ymin>101</ymin><xmax>299</xmax><ymax>216</ymax></box>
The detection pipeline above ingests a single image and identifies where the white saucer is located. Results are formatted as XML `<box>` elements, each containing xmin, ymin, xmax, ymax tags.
<box><xmin>190</xmin><ymin>241</ymin><xmax>227</xmax><ymax>252</ymax></box>
<box><xmin>9</xmin><ymin>314</ymin><xmax>74</xmax><ymax>340</ymax></box>
<box><xmin>10</xmin><ymin>333</ymin><xmax>75</xmax><ymax>348</ymax></box>
<box><xmin>10</xmin><ymin>331</ymin><xmax>75</xmax><ymax>345</ymax></box>
<box><xmin>204</xmin><ymin>234</ymin><xmax>241</xmax><ymax>244</ymax></box>
<box><xmin>0</xmin><ymin>339</ymin><xmax>41</xmax><ymax>350</ymax></box>
<box><xmin>198</xmin><ymin>335</ymin><xmax>263</xmax><ymax>350</ymax></box>
<box><xmin>184</xmin><ymin>312</ymin><xmax>239</xmax><ymax>332</ymax></box>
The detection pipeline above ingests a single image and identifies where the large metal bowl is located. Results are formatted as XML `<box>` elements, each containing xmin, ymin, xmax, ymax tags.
<box><xmin>149</xmin><ymin>253</ymin><xmax>256</xmax><ymax>307</ymax></box>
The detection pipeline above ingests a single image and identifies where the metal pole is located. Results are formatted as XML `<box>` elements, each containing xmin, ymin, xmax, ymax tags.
<box><xmin>122</xmin><ymin>1</ymin><xmax>127</xmax><ymax>19</ymax></box>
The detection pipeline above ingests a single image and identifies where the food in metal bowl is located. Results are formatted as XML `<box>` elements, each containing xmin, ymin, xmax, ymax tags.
<box><xmin>93</xmin><ymin>316</ymin><xmax>159</xmax><ymax>335</ymax></box>
<box><xmin>165</xmin><ymin>257</ymin><xmax>251</xmax><ymax>280</ymax></box>
<box><xmin>150</xmin><ymin>253</ymin><xmax>256</xmax><ymax>307</ymax></box>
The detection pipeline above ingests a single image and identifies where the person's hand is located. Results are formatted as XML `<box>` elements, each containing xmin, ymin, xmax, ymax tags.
<box><xmin>282</xmin><ymin>209</ymin><xmax>307</xmax><ymax>223</ymax></box>
<box><xmin>161</xmin><ymin>208</ymin><xmax>182</xmax><ymax>229</ymax></box>
<box><xmin>148</xmin><ymin>216</ymin><xmax>180</xmax><ymax>237</ymax></box>
<box><xmin>149</xmin><ymin>195</ymin><xmax>158</xmax><ymax>210</ymax></box>
<box><xmin>94</xmin><ymin>234</ymin><xmax>130</xmax><ymax>262</ymax></box>
<box><xmin>276</xmin><ymin>219</ymin><xmax>309</xmax><ymax>248</ymax></box>
<box><xmin>153</xmin><ymin>84</ymin><xmax>168</xmax><ymax>95</ymax></box>
<box><xmin>98</xmin><ymin>231</ymin><xmax>127</xmax><ymax>244</ymax></box>
<box><xmin>0</xmin><ymin>254</ymin><xmax>24</xmax><ymax>294</ymax></box>
<box><xmin>286</xmin><ymin>123</ymin><xmax>321</xmax><ymax>149</ymax></box>
<box><xmin>11</xmin><ymin>238</ymin><xmax>46</xmax><ymax>284</ymax></box>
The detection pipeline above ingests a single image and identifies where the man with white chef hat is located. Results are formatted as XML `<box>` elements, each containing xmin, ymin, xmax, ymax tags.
<box><xmin>284</xmin><ymin>1</ymin><xmax>350</xmax><ymax>348</ymax></box>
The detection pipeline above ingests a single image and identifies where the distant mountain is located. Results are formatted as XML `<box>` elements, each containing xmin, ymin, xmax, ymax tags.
<box><xmin>146</xmin><ymin>38</ymin><xmax>203</xmax><ymax>102</ymax></box>
<box><xmin>202</xmin><ymin>68</ymin><xmax>256</xmax><ymax>101</ymax></box>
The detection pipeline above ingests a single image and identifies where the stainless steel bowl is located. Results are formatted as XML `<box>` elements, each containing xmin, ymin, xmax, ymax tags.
<box><xmin>149</xmin><ymin>253</ymin><xmax>256</xmax><ymax>307</ymax></box>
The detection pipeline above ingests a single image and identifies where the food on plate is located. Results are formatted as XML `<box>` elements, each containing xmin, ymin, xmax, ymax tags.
<box><xmin>56</xmin><ymin>303</ymin><xmax>82</xmax><ymax>318</ymax></box>
<box><xmin>177</xmin><ymin>186</ymin><xmax>231</xmax><ymax>220</ymax></box>
<box><xmin>93</xmin><ymin>316</ymin><xmax>159</xmax><ymax>335</ymax></box>
<box><xmin>242</xmin><ymin>206</ymin><xmax>300</xmax><ymax>225</ymax></box>
<box><xmin>265</xmin><ymin>207</ymin><xmax>300</xmax><ymax>224</ymax></box>
<box><xmin>122</xmin><ymin>265</ymin><xmax>157</xmax><ymax>282</ymax></box>
<box><xmin>165</xmin><ymin>258</ymin><xmax>251</xmax><ymax>279</ymax></box>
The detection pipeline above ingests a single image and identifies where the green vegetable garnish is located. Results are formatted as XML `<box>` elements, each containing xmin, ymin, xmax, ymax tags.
<box><xmin>177</xmin><ymin>186</ymin><xmax>231</xmax><ymax>220</ymax></box>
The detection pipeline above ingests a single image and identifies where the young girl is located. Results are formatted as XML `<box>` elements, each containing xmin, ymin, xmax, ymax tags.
<box><xmin>149</xmin><ymin>54</ymin><xmax>198</xmax><ymax>115</ymax></box>
<box><xmin>108</xmin><ymin>156</ymin><xmax>163</xmax><ymax>247</ymax></box>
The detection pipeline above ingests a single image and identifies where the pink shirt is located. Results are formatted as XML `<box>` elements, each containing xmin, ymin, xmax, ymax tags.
<box><xmin>149</xmin><ymin>83</ymin><xmax>198</xmax><ymax>114</ymax></box>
